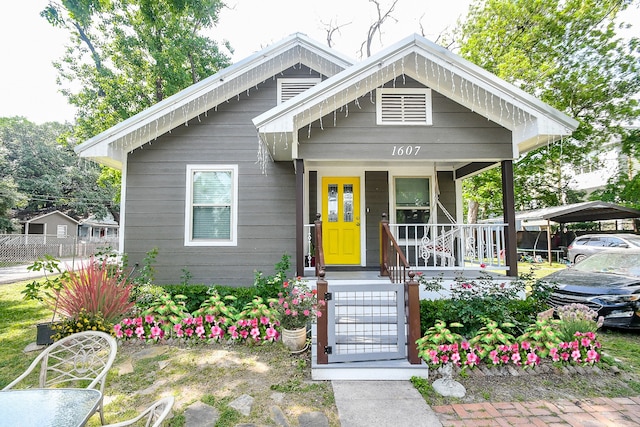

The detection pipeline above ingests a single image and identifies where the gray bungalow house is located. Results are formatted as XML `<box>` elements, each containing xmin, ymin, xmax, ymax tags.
<box><xmin>75</xmin><ymin>33</ymin><xmax>578</xmax><ymax>286</ymax></box>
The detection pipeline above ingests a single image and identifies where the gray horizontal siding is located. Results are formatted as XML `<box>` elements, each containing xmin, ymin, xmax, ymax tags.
<box><xmin>124</xmin><ymin>67</ymin><xmax>322</xmax><ymax>285</ymax></box>
<box><xmin>298</xmin><ymin>78</ymin><xmax>512</xmax><ymax>161</ymax></box>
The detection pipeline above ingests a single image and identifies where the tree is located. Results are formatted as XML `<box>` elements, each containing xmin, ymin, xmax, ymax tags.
<box><xmin>0</xmin><ymin>138</ymin><xmax>26</xmax><ymax>232</ymax></box>
<box><xmin>360</xmin><ymin>0</ymin><xmax>399</xmax><ymax>58</ymax></box>
<box><xmin>0</xmin><ymin>117</ymin><xmax>117</xmax><ymax>222</ymax></box>
<box><xmin>453</xmin><ymin>0</ymin><xmax>640</xmax><ymax>221</ymax></box>
<box><xmin>589</xmin><ymin>129</ymin><xmax>640</xmax><ymax>210</ymax></box>
<box><xmin>42</xmin><ymin>0</ymin><xmax>231</xmax><ymax>142</ymax></box>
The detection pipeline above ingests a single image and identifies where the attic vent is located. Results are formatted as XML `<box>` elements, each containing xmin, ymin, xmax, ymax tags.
<box><xmin>376</xmin><ymin>88</ymin><xmax>432</xmax><ymax>125</ymax></box>
<box><xmin>277</xmin><ymin>78</ymin><xmax>321</xmax><ymax>104</ymax></box>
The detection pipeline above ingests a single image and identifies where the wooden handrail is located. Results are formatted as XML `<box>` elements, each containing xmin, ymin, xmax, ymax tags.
<box><xmin>380</xmin><ymin>213</ymin><xmax>410</xmax><ymax>283</ymax></box>
<box><xmin>314</xmin><ymin>213</ymin><xmax>325</xmax><ymax>278</ymax></box>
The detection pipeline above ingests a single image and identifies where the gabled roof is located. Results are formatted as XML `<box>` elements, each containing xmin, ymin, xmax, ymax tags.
<box><xmin>75</xmin><ymin>33</ymin><xmax>354</xmax><ymax>169</ymax></box>
<box><xmin>254</xmin><ymin>34</ymin><xmax>579</xmax><ymax>161</ymax></box>
<box><xmin>24</xmin><ymin>210</ymin><xmax>80</xmax><ymax>225</ymax></box>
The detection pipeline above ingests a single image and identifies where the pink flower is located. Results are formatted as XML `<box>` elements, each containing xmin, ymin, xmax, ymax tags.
<box><xmin>451</xmin><ymin>352</ymin><xmax>461</xmax><ymax>365</ymax></box>
<box><xmin>461</xmin><ymin>341</ymin><xmax>470</xmax><ymax>351</ymax></box>
<box><xmin>150</xmin><ymin>325</ymin><xmax>163</xmax><ymax>339</ymax></box>
<box><xmin>144</xmin><ymin>315</ymin><xmax>154</xmax><ymax>324</ymax></box>
<box><xmin>205</xmin><ymin>314</ymin><xmax>215</xmax><ymax>323</ymax></box>
<box><xmin>526</xmin><ymin>352</ymin><xmax>539</xmax><ymax>366</ymax></box>
<box><xmin>124</xmin><ymin>328</ymin><xmax>133</xmax><ymax>338</ymax></box>
<box><xmin>135</xmin><ymin>326</ymin><xmax>145</xmax><ymax>338</ymax></box>
<box><xmin>113</xmin><ymin>324</ymin><xmax>123</xmax><ymax>338</ymax></box>
<box><xmin>511</xmin><ymin>352</ymin><xmax>521</xmax><ymax>365</ymax></box>
<box><xmin>303</xmin><ymin>309</ymin><xmax>310</xmax><ymax>316</ymax></box>
<box><xmin>250</xmin><ymin>327</ymin><xmax>261</xmax><ymax>340</ymax></box>
<box><xmin>480</xmin><ymin>263</ymin><xmax>486</xmax><ymax>268</ymax></box>
<box><xmin>466</xmin><ymin>351</ymin><xmax>480</xmax><ymax>367</ymax></box>
<box><xmin>260</xmin><ymin>316</ymin><xmax>270</xmax><ymax>325</ymax></box>
<box><xmin>210</xmin><ymin>325</ymin><xmax>224</xmax><ymax>340</ymax></box>
<box><xmin>521</xmin><ymin>341</ymin><xmax>531</xmax><ymax>351</ymax></box>
<box><xmin>587</xmin><ymin>349</ymin><xmax>600</xmax><ymax>363</ymax></box>
<box><xmin>228</xmin><ymin>325</ymin><xmax>239</xmax><ymax>339</ymax></box>
<box><xmin>195</xmin><ymin>325</ymin><xmax>205</xmax><ymax>338</ymax></box>
<box><xmin>572</xmin><ymin>350</ymin><xmax>582</xmax><ymax>362</ymax></box>
<box><xmin>265</xmin><ymin>326</ymin><xmax>278</xmax><ymax>341</ymax></box>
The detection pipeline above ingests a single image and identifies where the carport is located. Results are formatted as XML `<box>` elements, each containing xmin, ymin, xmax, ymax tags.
<box><xmin>515</xmin><ymin>201</ymin><xmax>640</xmax><ymax>264</ymax></box>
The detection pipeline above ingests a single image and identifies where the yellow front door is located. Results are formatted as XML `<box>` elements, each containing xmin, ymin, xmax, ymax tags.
<box><xmin>322</xmin><ymin>177</ymin><xmax>361</xmax><ymax>265</ymax></box>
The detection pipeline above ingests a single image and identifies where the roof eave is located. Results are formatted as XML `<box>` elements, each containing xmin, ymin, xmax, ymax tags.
<box><xmin>76</xmin><ymin>33</ymin><xmax>354</xmax><ymax>166</ymax></box>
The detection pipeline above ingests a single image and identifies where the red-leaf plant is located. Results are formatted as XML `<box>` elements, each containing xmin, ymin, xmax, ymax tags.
<box><xmin>55</xmin><ymin>257</ymin><xmax>134</xmax><ymax>324</ymax></box>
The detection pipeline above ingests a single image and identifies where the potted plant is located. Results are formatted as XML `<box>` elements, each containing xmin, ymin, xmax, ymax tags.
<box><xmin>22</xmin><ymin>255</ymin><xmax>70</xmax><ymax>345</ymax></box>
<box><xmin>269</xmin><ymin>277</ymin><xmax>322</xmax><ymax>352</ymax></box>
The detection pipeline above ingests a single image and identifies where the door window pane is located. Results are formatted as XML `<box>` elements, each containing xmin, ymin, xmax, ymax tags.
<box><xmin>328</xmin><ymin>184</ymin><xmax>338</xmax><ymax>222</ymax></box>
<box><xmin>343</xmin><ymin>184</ymin><xmax>353</xmax><ymax>222</ymax></box>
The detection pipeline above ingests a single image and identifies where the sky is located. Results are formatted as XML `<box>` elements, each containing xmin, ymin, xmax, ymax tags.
<box><xmin>0</xmin><ymin>0</ymin><xmax>472</xmax><ymax>124</ymax></box>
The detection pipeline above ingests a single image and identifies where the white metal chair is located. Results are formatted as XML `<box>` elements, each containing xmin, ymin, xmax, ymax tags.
<box><xmin>3</xmin><ymin>331</ymin><xmax>117</xmax><ymax>425</ymax></box>
<box><xmin>104</xmin><ymin>396</ymin><xmax>175</xmax><ymax>427</ymax></box>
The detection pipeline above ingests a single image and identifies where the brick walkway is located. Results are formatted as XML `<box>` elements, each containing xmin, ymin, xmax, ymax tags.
<box><xmin>432</xmin><ymin>396</ymin><xmax>640</xmax><ymax>426</ymax></box>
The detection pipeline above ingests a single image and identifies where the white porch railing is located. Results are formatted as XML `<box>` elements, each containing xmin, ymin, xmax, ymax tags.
<box><xmin>389</xmin><ymin>223</ymin><xmax>508</xmax><ymax>270</ymax></box>
<box><xmin>303</xmin><ymin>224</ymin><xmax>316</xmax><ymax>269</ymax></box>
<box><xmin>302</xmin><ymin>222</ymin><xmax>508</xmax><ymax>271</ymax></box>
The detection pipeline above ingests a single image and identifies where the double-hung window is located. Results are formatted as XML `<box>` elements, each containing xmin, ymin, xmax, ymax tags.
<box><xmin>394</xmin><ymin>177</ymin><xmax>431</xmax><ymax>238</ymax></box>
<box><xmin>185</xmin><ymin>165</ymin><xmax>238</xmax><ymax>246</ymax></box>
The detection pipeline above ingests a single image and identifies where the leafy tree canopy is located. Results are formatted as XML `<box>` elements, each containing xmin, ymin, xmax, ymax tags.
<box><xmin>0</xmin><ymin>117</ymin><xmax>118</xmax><ymax>230</ymax></box>
<box><xmin>452</xmin><ymin>0</ymin><xmax>640</xmax><ymax>219</ymax></box>
<box><xmin>42</xmin><ymin>0</ymin><xmax>231</xmax><ymax>142</ymax></box>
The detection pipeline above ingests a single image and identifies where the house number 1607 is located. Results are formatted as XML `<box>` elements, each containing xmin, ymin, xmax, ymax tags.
<box><xmin>391</xmin><ymin>145</ymin><xmax>421</xmax><ymax>156</ymax></box>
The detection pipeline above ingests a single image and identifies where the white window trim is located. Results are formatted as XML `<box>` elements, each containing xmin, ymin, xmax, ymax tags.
<box><xmin>277</xmin><ymin>78</ymin><xmax>321</xmax><ymax>104</ymax></box>
<box><xmin>376</xmin><ymin>88</ymin><xmax>433</xmax><ymax>125</ymax></box>
<box><xmin>184</xmin><ymin>164</ymin><xmax>238</xmax><ymax>247</ymax></box>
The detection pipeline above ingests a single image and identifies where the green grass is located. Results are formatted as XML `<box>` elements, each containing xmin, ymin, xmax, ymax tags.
<box><xmin>0</xmin><ymin>279</ymin><xmax>339</xmax><ymax>427</ymax></box>
<box><xmin>0</xmin><ymin>280</ymin><xmax>52</xmax><ymax>389</ymax></box>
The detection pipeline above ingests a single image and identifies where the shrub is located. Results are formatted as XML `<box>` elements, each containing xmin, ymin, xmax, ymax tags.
<box><xmin>140</xmin><ymin>291</ymin><xmax>191</xmax><ymax>334</ymax></box>
<box><xmin>214</xmin><ymin>285</ymin><xmax>260</xmax><ymax>312</ymax></box>
<box><xmin>55</xmin><ymin>257</ymin><xmax>134</xmax><ymax>324</ymax></box>
<box><xmin>468</xmin><ymin>319</ymin><xmax>517</xmax><ymax>360</ymax></box>
<box><xmin>253</xmin><ymin>254</ymin><xmax>291</xmax><ymax>299</ymax></box>
<box><xmin>555</xmin><ymin>303</ymin><xmax>603</xmax><ymax>342</ymax></box>
<box><xmin>53</xmin><ymin>308</ymin><xmax>113</xmax><ymax>340</ymax></box>
<box><xmin>162</xmin><ymin>284</ymin><xmax>211</xmax><ymax>313</ymax></box>
<box><xmin>417</xmin><ymin>268</ymin><xmax>555</xmax><ymax>336</ymax></box>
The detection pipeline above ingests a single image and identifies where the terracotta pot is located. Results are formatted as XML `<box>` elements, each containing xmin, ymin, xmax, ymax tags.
<box><xmin>281</xmin><ymin>327</ymin><xmax>308</xmax><ymax>352</ymax></box>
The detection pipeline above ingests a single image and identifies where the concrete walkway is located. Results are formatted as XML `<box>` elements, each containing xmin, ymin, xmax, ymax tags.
<box><xmin>332</xmin><ymin>380</ymin><xmax>442</xmax><ymax>427</ymax></box>
<box><xmin>0</xmin><ymin>259</ymin><xmax>85</xmax><ymax>285</ymax></box>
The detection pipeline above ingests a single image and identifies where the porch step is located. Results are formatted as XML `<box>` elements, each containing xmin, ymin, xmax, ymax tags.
<box><xmin>310</xmin><ymin>325</ymin><xmax>429</xmax><ymax>381</ymax></box>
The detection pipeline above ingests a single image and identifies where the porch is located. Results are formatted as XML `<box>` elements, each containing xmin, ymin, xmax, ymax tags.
<box><xmin>302</xmin><ymin>220</ymin><xmax>509</xmax><ymax>277</ymax></box>
<box><xmin>304</xmin><ymin>216</ymin><xmax>513</xmax><ymax>380</ymax></box>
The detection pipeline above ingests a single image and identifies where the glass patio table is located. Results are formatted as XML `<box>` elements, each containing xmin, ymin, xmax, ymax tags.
<box><xmin>0</xmin><ymin>388</ymin><xmax>102</xmax><ymax>427</ymax></box>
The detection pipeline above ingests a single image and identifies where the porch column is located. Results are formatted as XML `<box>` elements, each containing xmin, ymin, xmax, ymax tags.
<box><xmin>501</xmin><ymin>160</ymin><xmax>518</xmax><ymax>277</ymax></box>
<box><xmin>295</xmin><ymin>159</ymin><xmax>305</xmax><ymax>277</ymax></box>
